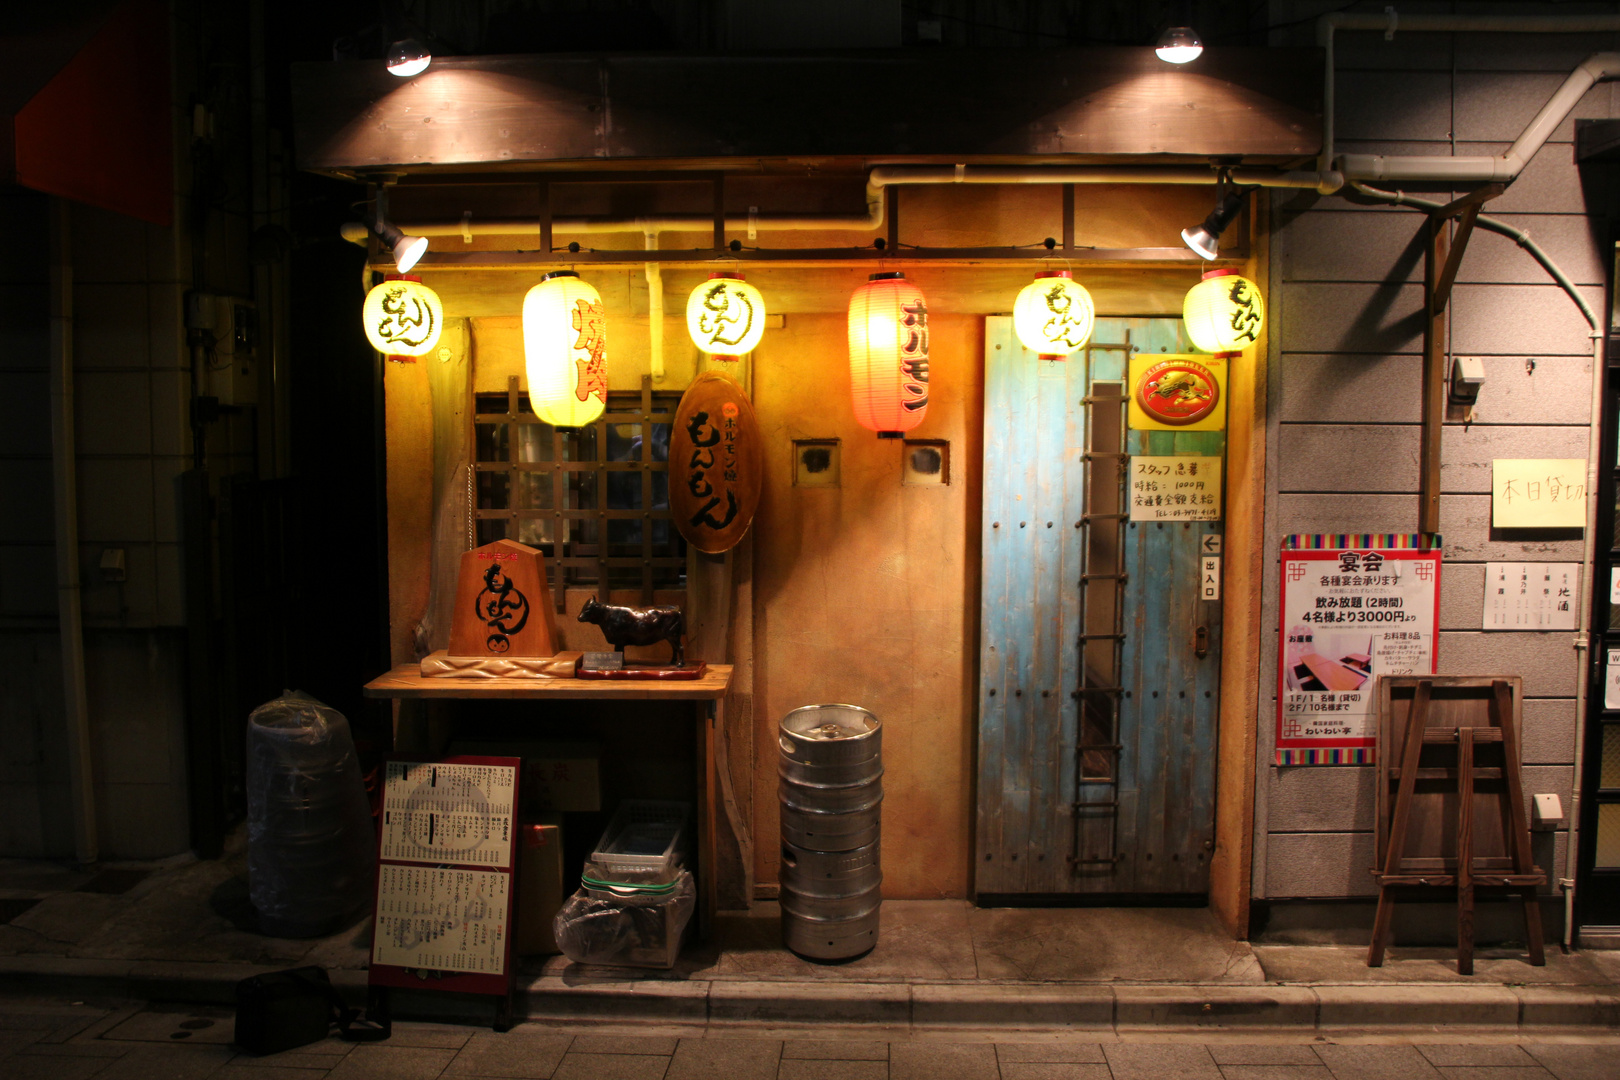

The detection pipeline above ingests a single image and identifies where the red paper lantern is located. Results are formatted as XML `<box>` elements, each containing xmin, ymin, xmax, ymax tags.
<box><xmin>847</xmin><ymin>272</ymin><xmax>930</xmax><ymax>437</ymax></box>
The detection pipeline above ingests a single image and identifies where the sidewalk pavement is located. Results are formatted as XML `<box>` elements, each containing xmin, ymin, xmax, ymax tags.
<box><xmin>3</xmin><ymin>844</ymin><xmax>1619</xmax><ymax>1037</ymax></box>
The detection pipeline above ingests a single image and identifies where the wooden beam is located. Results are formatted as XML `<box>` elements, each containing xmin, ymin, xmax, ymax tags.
<box><xmin>1433</xmin><ymin>183</ymin><xmax>1505</xmax><ymax>220</ymax></box>
<box><xmin>374</xmin><ymin>247</ymin><xmax>1232</xmax><ymax>272</ymax></box>
<box><xmin>1418</xmin><ymin>218</ymin><xmax>1448</xmax><ymax>534</ymax></box>
<box><xmin>538</xmin><ymin>181</ymin><xmax>552</xmax><ymax>255</ymax></box>
<box><xmin>1430</xmin><ymin>203</ymin><xmax>1480</xmax><ymax>316</ymax></box>
<box><xmin>712</xmin><ymin>172</ymin><xmax>725</xmax><ymax>251</ymax></box>
<box><xmin>1062</xmin><ymin>183</ymin><xmax>1075</xmax><ymax>252</ymax></box>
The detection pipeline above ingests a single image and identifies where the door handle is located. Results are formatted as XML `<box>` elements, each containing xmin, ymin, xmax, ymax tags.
<box><xmin>1195</xmin><ymin>625</ymin><xmax>1209</xmax><ymax>659</ymax></box>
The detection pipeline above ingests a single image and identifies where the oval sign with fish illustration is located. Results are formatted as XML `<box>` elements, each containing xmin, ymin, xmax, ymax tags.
<box><xmin>1133</xmin><ymin>358</ymin><xmax>1221</xmax><ymax>427</ymax></box>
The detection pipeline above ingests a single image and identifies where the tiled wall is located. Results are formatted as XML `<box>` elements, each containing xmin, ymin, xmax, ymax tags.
<box><xmin>0</xmin><ymin>192</ymin><xmax>193</xmax><ymax>859</ymax></box>
<box><xmin>1253</xmin><ymin>19</ymin><xmax>1618</xmax><ymax>899</ymax></box>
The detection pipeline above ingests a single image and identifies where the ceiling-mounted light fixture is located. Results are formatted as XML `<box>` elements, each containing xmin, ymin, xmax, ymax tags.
<box><xmin>371</xmin><ymin>215</ymin><xmax>429</xmax><ymax>273</ymax></box>
<box><xmin>386</xmin><ymin>37</ymin><xmax>431</xmax><ymax>76</ymax></box>
<box><xmin>1181</xmin><ymin>184</ymin><xmax>1252</xmax><ymax>261</ymax></box>
<box><xmin>1155</xmin><ymin>26</ymin><xmax>1203</xmax><ymax>63</ymax></box>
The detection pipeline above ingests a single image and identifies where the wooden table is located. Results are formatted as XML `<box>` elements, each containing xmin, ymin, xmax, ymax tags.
<box><xmin>364</xmin><ymin>663</ymin><xmax>733</xmax><ymax>937</ymax></box>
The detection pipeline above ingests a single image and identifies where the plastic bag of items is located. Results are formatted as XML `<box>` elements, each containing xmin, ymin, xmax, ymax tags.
<box><xmin>552</xmin><ymin>861</ymin><xmax>695</xmax><ymax>969</ymax></box>
<box><xmin>246</xmin><ymin>691</ymin><xmax>377</xmax><ymax>938</ymax></box>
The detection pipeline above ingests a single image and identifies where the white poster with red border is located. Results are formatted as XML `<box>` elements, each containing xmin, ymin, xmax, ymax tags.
<box><xmin>1277</xmin><ymin>534</ymin><xmax>1441</xmax><ymax>765</ymax></box>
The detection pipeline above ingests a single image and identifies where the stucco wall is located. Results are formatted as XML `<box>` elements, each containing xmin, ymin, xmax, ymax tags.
<box><xmin>1253</xmin><ymin>20</ymin><xmax>1617</xmax><ymax>900</ymax></box>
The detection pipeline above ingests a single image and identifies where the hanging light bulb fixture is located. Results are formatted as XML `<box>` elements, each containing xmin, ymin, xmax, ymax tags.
<box><xmin>1181</xmin><ymin>182</ymin><xmax>1253</xmax><ymax>261</ymax></box>
<box><xmin>1012</xmin><ymin>270</ymin><xmax>1094</xmax><ymax>360</ymax></box>
<box><xmin>1155</xmin><ymin>25</ymin><xmax>1203</xmax><ymax>63</ymax></box>
<box><xmin>848</xmin><ymin>272</ymin><xmax>930</xmax><ymax>437</ymax></box>
<box><xmin>524</xmin><ymin>271</ymin><xmax>608</xmax><ymax>428</ymax></box>
<box><xmin>362</xmin><ymin>275</ymin><xmax>443</xmax><ymax>362</ymax></box>
<box><xmin>686</xmin><ymin>272</ymin><xmax>766</xmax><ymax>359</ymax></box>
<box><xmin>369</xmin><ymin>214</ymin><xmax>429</xmax><ymax>273</ymax></box>
<box><xmin>1183</xmin><ymin>268</ymin><xmax>1265</xmax><ymax>357</ymax></box>
<box><xmin>386</xmin><ymin>37</ymin><xmax>431</xmax><ymax>76</ymax></box>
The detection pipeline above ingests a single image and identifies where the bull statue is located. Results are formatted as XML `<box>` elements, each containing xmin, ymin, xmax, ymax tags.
<box><xmin>578</xmin><ymin>596</ymin><xmax>685</xmax><ymax>666</ymax></box>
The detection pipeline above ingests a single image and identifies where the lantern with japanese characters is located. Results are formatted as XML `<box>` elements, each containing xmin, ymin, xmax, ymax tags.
<box><xmin>1182</xmin><ymin>268</ymin><xmax>1265</xmax><ymax>357</ymax></box>
<box><xmin>524</xmin><ymin>271</ymin><xmax>607</xmax><ymax>428</ymax></box>
<box><xmin>686</xmin><ymin>272</ymin><xmax>765</xmax><ymax>359</ymax></box>
<box><xmin>362</xmin><ymin>275</ymin><xmax>443</xmax><ymax>360</ymax></box>
<box><xmin>847</xmin><ymin>272</ymin><xmax>929</xmax><ymax>437</ymax></box>
<box><xmin>1013</xmin><ymin>270</ymin><xmax>1094</xmax><ymax>360</ymax></box>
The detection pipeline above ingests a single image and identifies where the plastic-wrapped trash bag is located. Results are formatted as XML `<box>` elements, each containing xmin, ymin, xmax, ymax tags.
<box><xmin>246</xmin><ymin>691</ymin><xmax>377</xmax><ymax>938</ymax></box>
<box><xmin>553</xmin><ymin>865</ymin><xmax>695</xmax><ymax>969</ymax></box>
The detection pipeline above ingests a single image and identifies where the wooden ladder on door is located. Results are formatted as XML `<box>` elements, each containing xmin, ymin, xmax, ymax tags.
<box><xmin>1368</xmin><ymin>677</ymin><xmax>1546</xmax><ymax>975</ymax></box>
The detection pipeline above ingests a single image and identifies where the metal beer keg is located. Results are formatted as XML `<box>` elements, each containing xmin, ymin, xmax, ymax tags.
<box><xmin>778</xmin><ymin>704</ymin><xmax>882</xmax><ymax>960</ymax></box>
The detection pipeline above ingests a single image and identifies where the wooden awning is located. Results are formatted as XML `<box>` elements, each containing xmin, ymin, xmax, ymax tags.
<box><xmin>293</xmin><ymin>47</ymin><xmax>1322</xmax><ymax>178</ymax></box>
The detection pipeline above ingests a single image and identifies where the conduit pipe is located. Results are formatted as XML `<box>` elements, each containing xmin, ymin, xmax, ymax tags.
<box><xmin>1319</xmin><ymin>12</ymin><xmax>1620</xmax><ymax>186</ymax></box>
<box><xmin>1353</xmin><ymin>180</ymin><xmax>1600</xmax><ymax>951</ymax></box>
<box><xmin>643</xmin><ymin>224</ymin><xmax>664</xmax><ymax>380</ymax></box>
<box><xmin>48</xmin><ymin>198</ymin><xmax>98</xmax><ymax>867</ymax></box>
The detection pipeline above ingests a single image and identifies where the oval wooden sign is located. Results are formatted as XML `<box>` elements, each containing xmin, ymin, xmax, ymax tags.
<box><xmin>670</xmin><ymin>372</ymin><xmax>762</xmax><ymax>554</ymax></box>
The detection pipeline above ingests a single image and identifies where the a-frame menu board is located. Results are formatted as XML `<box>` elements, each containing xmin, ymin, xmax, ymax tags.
<box><xmin>369</xmin><ymin>755</ymin><xmax>521</xmax><ymax>1029</ymax></box>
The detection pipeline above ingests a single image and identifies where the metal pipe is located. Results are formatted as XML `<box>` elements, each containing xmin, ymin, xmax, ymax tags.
<box><xmin>48</xmin><ymin>197</ymin><xmax>98</xmax><ymax>867</ymax></box>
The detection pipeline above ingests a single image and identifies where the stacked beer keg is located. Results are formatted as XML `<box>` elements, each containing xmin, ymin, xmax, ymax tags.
<box><xmin>778</xmin><ymin>703</ymin><xmax>883</xmax><ymax>960</ymax></box>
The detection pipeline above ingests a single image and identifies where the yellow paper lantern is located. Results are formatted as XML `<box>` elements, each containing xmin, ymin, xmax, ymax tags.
<box><xmin>848</xmin><ymin>272</ymin><xmax>930</xmax><ymax>436</ymax></box>
<box><xmin>1013</xmin><ymin>270</ymin><xmax>1094</xmax><ymax>360</ymax></box>
<box><xmin>1183</xmin><ymin>269</ymin><xmax>1265</xmax><ymax>356</ymax></box>
<box><xmin>686</xmin><ymin>272</ymin><xmax>765</xmax><ymax>358</ymax></box>
<box><xmin>362</xmin><ymin>275</ymin><xmax>443</xmax><ymax>358</ymax></box>
<box><xmin>524</xmin><ymin>271</ymin><xmax>607</xmax><ymax>427</ymax></box>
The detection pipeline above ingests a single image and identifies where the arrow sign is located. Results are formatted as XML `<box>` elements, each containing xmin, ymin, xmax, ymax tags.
<box><xmin>1201</xmin><ymin>534</ymin><xmax>1222</xmax><ymax>555</ymax></box>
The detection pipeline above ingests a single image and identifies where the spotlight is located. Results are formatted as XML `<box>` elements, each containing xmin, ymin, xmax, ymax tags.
<box><xmin>1181</xmin><ymin>188</ymin><xmax>1249</xmax><ymax>261</ymax></box>
<box><xmin>372</xmin><ymin>215</ymin><xmax>429</xmax><ymax>272</ymax></box>
<box><xmin>386</xmin><ymin>38</ymin><xmax>431</xmax><ymax>77</ymax></box>
<box><xmin>1155</xmin><ymin>26</ymin><xmax>1203</xmax><ymax>64</ymax></box>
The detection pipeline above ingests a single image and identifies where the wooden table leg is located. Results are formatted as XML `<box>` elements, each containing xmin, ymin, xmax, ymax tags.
<box><xmin>696</xmin><ymin>699</ymin><xmax>718</xmax><ymax>942</ymax></box>
<box><xmin>1493</xmin><ymin>679</ymin><xmax>1546</xmax><ymax>966</ymax></box>
<box><xmin>1370</xmin><ymin>680</ymin><xmax>1434</xmax><ymax>967</ymax></box>
<box><xmin>1457</xmin><ymin>726</ymin><xmax>1475</xmax><ymax>976</ymax></box>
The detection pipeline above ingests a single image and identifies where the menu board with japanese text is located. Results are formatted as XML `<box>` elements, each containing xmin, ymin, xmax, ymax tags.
<box><xmin>1482</xmin><ymin>563</ymin><xmax>1578</xmax><ymax>630</ymax></box>
<box><xmin>374</xmin><ymin>865</ymin><xmax>511</xmax><ymax>975</ymax></box>
<box><xmin>1276</xmin><ymin>535</ymin><xmax>1441</xmax><ymax>765</ymax></box>
<box><xmin>380</xmin><ymin>760</ymin><xmax>517</xmax><ymax>868</ymax></box>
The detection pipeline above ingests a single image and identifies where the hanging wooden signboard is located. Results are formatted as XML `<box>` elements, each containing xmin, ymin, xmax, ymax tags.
<box><xmin>1276</xmin><ymin>533</ymin><xmax>1441</xmax><ymax>765</ymax></box>
<box><xmin>1128</xmin><ymin>354</ymin><xmax>1227</xmax><ymax>431</ymax></box>
<box><xmin>670</xmin><ymin>372</ymin><xmax>762</xmax><ymax>554</ymax></box>
<box><xmin>446</xmin><ymin>539</ymin><xmax>558</xmax><ymax>658</ymax></box>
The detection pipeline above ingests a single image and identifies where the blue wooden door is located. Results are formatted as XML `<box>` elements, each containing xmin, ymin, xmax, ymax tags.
<box><xmin>976</xmin><ymin>316</ymin><xmax>1222</xmax><ymax>898</ymax></box>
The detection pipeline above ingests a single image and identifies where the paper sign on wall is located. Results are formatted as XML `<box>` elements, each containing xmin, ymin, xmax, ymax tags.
<box><xmin>1482</xmin><ymin>563</ymin><xmax>1578</xmax><ymax>630</ymax></box>
<box><xmin>1491</xmin><ymin>459</ymin><xmax>1587</xmax><ymax>528</ymax></box>
<box><xmin>1130</xmin><ymin>456</ymin><xmax>1222</xmax><ymax>521</ymax></box>
<box><xmin>1276</xmin><ymin>535</ymin><xmax>1441</xmax><ymax>765</ymax></box>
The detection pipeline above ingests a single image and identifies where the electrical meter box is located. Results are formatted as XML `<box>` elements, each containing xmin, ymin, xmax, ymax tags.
<box><xmin>186</xmin><ymin>291</ymin><xmax>258</xmax><ymax>406</ymax></box>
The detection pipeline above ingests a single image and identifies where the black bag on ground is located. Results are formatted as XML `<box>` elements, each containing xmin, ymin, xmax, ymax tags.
<box><xmin>234</xmin><ymin>966</ymin><xmax>390</xmax><ymax>1054</ymax></box>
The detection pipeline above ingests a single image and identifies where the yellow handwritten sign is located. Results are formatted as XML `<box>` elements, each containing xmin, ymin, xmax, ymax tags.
<box><xmin>1491</xmin><ymin>459</ymin><xmax>1587</xmax><ymax>529</ymax></box>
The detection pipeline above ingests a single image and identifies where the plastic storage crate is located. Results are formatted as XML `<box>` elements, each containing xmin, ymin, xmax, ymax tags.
<box><xmin>590</xmin><ymin>800</ymin><xmax>691</xmax><ymax>879</ymax></box>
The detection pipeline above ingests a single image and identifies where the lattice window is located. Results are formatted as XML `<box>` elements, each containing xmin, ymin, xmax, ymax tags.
<box><xmin>473</xmin><ymin>375</ymin><xmax>686</xmax><ymax>605</ymax></box>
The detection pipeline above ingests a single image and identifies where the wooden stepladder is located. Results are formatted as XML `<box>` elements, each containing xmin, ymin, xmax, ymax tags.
<box><xmin>1368</xmin><ymin>676</ymin><xmax>1546</xmax><ymax>975</ymax></box>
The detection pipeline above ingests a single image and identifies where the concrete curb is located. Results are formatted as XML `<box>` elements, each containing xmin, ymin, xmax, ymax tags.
<box><xmin>3</xmin><ymin>957</ymin><xmax>1617</xmax><ymax>1032</ymax></box>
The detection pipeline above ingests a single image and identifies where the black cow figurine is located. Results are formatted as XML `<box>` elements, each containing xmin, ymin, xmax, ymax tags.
<box><xmin>578</xmin><ymin>597</ymin><xmax>685</xmax><ymax>666</ymax></box>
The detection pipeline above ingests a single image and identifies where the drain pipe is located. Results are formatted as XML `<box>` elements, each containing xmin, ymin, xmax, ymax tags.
<box><xmin>1352</xmin><ymin>179</ymin><xmax>1600</xmax><ymax>951</ymax></box>
<box><xmin>48</xmin><ymin>198</ymin><xmax>98</xmax><ymax>867</ymax></box>
<box><xmin>642</xmin><ymin>222</ymin><xmax>664</xmax><ymax>381</ymax></box>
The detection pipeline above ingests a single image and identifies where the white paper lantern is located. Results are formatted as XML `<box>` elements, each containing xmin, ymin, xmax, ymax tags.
<box><xmin>1183</xmin><ymin>269</ymin><xmax>1265</xmax><ymax>356</ymax></box>
<box><xmin>524</xmin><ymin>271</ymin><xmax>607</xmax><ymax>427</ymax></box>
<box><xmin>362</xmin><ymin>276</ymin><xmax>443</xmax><ymax>358</ymax></box>
<box><xmin>1013</xmin><ymin>270</ymin><xmax>1094</xmax><ymax>360</ymax></box>
<box><xmin>686</xmin><ymin>272</ymin><xmax>765</xmax><ymax>358</ymax></box>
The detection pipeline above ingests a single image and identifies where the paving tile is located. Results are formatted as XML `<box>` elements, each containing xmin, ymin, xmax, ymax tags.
<box><xmin>227</xmin><ymin>1039</ymin><xmax>354</xmax><ymax>1071</ymax></box>
<box><xmin>326</xmin><ymin>1045</ymin><xmax>459</xmax><ymax>1080</ymax></box>
<box><xmin>778</xmin><ymin>1061</ymin><xmax>888</xmax><ymax>1080</ymax></box>
<box><xmin>783</xmin><ymin>1042</ymin><xmax>889</xmax><ymax>1061</ymax></box>
<box><xmin>1000</xmin><ymin>1065</ymin><xmax>1111</xmax><ymax>1080</ymax></box>
<box><xmin>385</xmin><ymin>1023</ymin><xmax>472</xmax><ymax>1050</ymax></box>
<box><xmin>1432</xmin><ymin>1070</ymin><xmax>1556</xmax><ymax>1080</ymax></box>
<box><xmin>1103</xmin><ymin>1043</ymin><xmax>1222</xmax><ymax>1080</ymax></box>
<box><xmin>996</xmin><ymin>1044</ymin><xmax>1106</xmax><ymax>1064</ymax></box>
<box><xmin>1522</xmin><ymin>1044</ymin><xmax>1619</xmax><ymax>1080</ymax></box>
<box><xmin>94</xmin><ymin>1043</ymin><xmax>238</xmax><ymax>1080</ymax></box>
<box><xmin>1315</xmin><ymin>1044</ymin><xmax>1442</xmax><ymax>1080</ymax></box>
<box><xmin>665</xmin><ymin>1038</ymin><xmax>780</xmax><ymax>1080</ymax></box>
<box><xmin>1418</xmin><ymin>1047</ymin><xmax>1540</xmax><ymax>1068</ymax></box>
<box><xmin>570</xmin><ymin>1034</ymin><xmax>679</xmax><ymax>1056</ymax></box>
<box><xmin>550</xmin><ymin>1052</ymin><xmax>670</xmax><ymax>1080</ymax></box>
<box><xmin>444</xmin><ymin>1031</ymin><xmax>571</xmax><ymax>1077</ymax></box>
<box><xmin>17</xmin><ymin>1041</ymin><xmax>135</xmax><ymax>1058</ymax></box>
<box><xmin>224</xmin><ymin>1068</ymin><xmax>337</xmax><ymax>1079</ymax></box>
<box><xmin>1208</xmin><ymin>1047</ymin><xmax>1325</xmax><ymax>1066</ymax></box>
<box><xmin>889</xmin><ymin>1042</ymin><xmax>997</xmax><ymax>1080</ymax></box>
<box><xmin>3</xmin><ymin>1053</ymin><xmax>122</xmax><ymax>1080</ymax></box>
<box><xmin>104</xmin><ymin>1007</ymin><xmax>235</xmax><ymax>1044</ymax></box>
<box><xmin>0</xmin><ymin>1028</ymin><xmax>50</xmax><ymax>1059</ymax></box>
<box><xmin>1217</xmin><ymin>1068</ymin><xmax>1334</xmax><ymax>1080</ymax></box>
